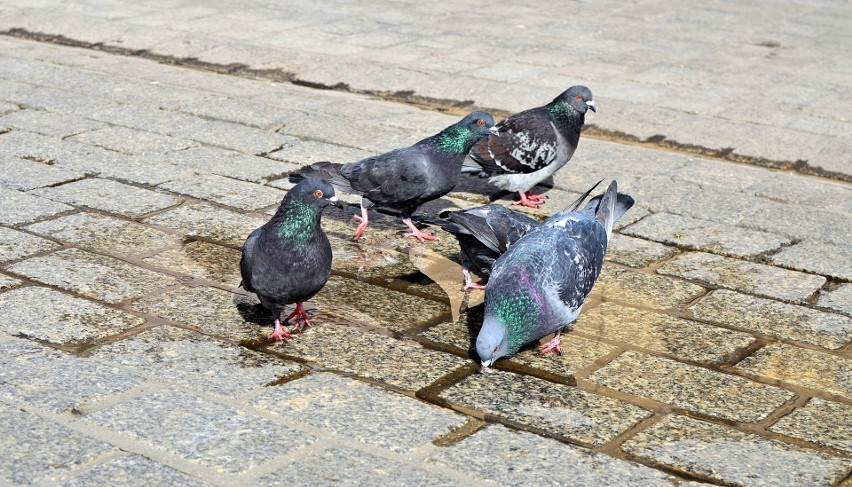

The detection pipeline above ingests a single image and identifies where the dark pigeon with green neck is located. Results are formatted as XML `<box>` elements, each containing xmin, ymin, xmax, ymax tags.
<box><xmin>239</xmin><ymin>177</ymin><xmax>339</xmax><ymax>341</ymax></box>
<box><xmin>289</xmin><ymin>111</ymin><xmax>495</xmax><ymax>241</ymax></box>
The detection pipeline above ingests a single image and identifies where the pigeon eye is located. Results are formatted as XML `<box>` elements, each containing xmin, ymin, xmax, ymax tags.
<box><xmin>575</xmin><ymin>94</ymin><xmax>583</xmax><ymax>101</ymax></box>
<box><xmin>476</xmin><ymin>119</ymin><xmax>485</xmax><ymax>126</ymax></box>
<box><xmin>314</xmin><ymin>189</ymin><xmax>323</xmax><ymax>198</ymax></box>
<box><xmin>492</xmin><ymin>346</ymin><xmax>499</xmax><ymax>353</ymax></box>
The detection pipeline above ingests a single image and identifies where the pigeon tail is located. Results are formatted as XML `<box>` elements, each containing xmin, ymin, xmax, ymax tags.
<box><xmin>594</xmin><ymin>181</ymin><xmax>619</xmax><ymax>241</ymax></box>
<box><xmin>289</xmin><ymin>162</ymin><xmax>356</xmax><ymax>196</ymax></box>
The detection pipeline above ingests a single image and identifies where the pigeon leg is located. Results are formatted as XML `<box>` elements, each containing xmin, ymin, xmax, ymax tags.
<box><xmin>352</xmin><ymin>205</ymin><xmax>369</xmax><ymax>240</ymax></box>
<box><xmin>462</xmin><ymin>269</ymin><xmax>486</xmax><ymax>291</ymax></box>
<box><xmin>513</xmin><ymin>191</ymin><xmax>546</xmax><ymax>208</ymax></box>
<box><xmin>402</xmin><ymin>218</ymin><xmax>440</xmax><ymax>242</ymax></box>
<box><xmin>536</xmin><ymin>331</ymin><xmax>562</xmax><ymax>355</ymax></box>
<box><xmin>268</xmin><ymin>317</ymin><xmax>294</xmax><ymax>341</ymax></box>
<box><xmin>289</xmin><ymin>302</ymin><xmax>314</xmax><ymax>332</ymax></box>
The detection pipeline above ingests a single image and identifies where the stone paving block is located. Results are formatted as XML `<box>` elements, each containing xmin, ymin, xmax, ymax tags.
<box><xmin>92</xmin><ymin>326</ymin><xmax>300</xmax><ymax>397</ymax></box>
<box><xmin>141</xmin><ymin>241</ymin><xmax>241</xmax><ymax>286</ymax></box>
<box><xmin>69</xmin><ymin>125</ymin><xmax>198</xmax><ymax>154</ymax></box>
<box><xmin>0</xmin><ymin>226</ymin><xmax>60</xmax><ymax>263</ymax></box>
<box><xmin>159</xmin><ymin>174</ymin><xmax>285</xmax><ymax>211</ymax></box>
<box><xmin>818</xmin><ymin>284</ymin><xmax>852</xmax><ymax>316</ymax></box>
<box><xmin>0</xmin><ymin>402</ymin><xmax>117</xmax><ymax>485</ymax></box>
<box><xmin>595</xmin><ymin>266</ymin><xmax>706</xmax><ymax>310</ymax></box>
<box><xmin>254</xmin><ymin>373</ymin><xmax>466</xmax><ymax>454</ymax></box>
<box><xmin>84</xmin><ymin>389</ymin><xmax>315</xmax><ymax>474</ymax></box>
<box><xmin>163</xmin><ymin>146</ymin><xmax>302</xmax><ymax>183</ymax></box>
<box><xmin>25</xmin><ymin>212</ymin><xmax>182</xmax><ymax>259</ymax></box>
<box><xmin>623</xmin><ymin>212</ymin><xmax>790</xmax><ymax>258</ymax></box>
<box><xmin>690</xmin><ymin>289</ymin><xmax>852</xmax><ymax>349</ymax></box>
<box><xmin>657</xmin><ymin>252</ymin><xmax>826</xmax><ymax>304</ymax></box>
<box><xmin>0</xmin><ymin>339</ymin><xmax>144</xmax><ymax>413</ymax></box>
<box><xmin>590</xmin><ymin>351</ymin><xmax>794</xmax><ymax>422</ymax></box>
<box><xmin>622</xmin><ymin>415</ymin><xmax>852</xmax><ymax>487</ymax></box>
<box><xmin>0</xmin><ymin>273</ymin><xmax>21</xmax><ymax>291</ymax></box>
<box><xmin>574</xmin><ymin>303</ymin><xmax>756</xmax><ymax>363</ymax></box>
<box><xmin>606</xmin><ymin>233</ymin><xmax>679</xmax><ymax>269</ymax></box>
<box><xmin>426</xmin><ymin>424</ymin><xmax>675</xmax><ymax>486</ymax></box>
<box><xmin>769</xmin><ymin>397</ymin><xmax>852</xmax><ymax>454</ymax></box>
<box><xmin>0</xmin><ymin>155</ymin><xmax>86</xmax><ymax>191</ymax></box>
<box><xmin>0</xmin><ymin>108</ymin><xmax>104</xmax><ymax>138</ymax></box>
<box><xmin>0</xmin><ymin>101</ymin><xmax>17</xmax><ymax>115</ymax></box>
<box><xmin>8</xmin><ymin>248</ymin><xmax>177</xmax><ymax>304</ymax></box>
<box><xmin>736</xmin><ymin>344</ymin><xmax>851</xmax><ymax>399</ymax></box>
<box><xmin>32</xmin><ymin>178</ymin><xmax>180</xmax><ymax>217</ymax></box>
<box><xmin>771</xmin><ymin>240</ymin><xmax>852</xmax><ymax>281</ymax></box>
<box><xmin>0</xmin><ymin>286</ymin><xmax>146</xmax><ymax>344</ymax></box>
<box><xmin>144</xmin><ymin>202</ymin><xmax>267</xmax><ymax>246</ymax></box>
<box><xmin>64</xmin><ymin>453</ymin><xmax>210</xmax><ymax>487</ymax></box>
<box><xmin>266</xmin><ymin>137</ymin><xmax>375</xmax><ymax>165</ymax></box>
<box><xmin>0</xmin><ymin>186</ymin><xmax>73</xmax><ymax>225</ymax></box>
<box><xmin>440</xmin><ymin>369</ymin><xmax>651</xmax><ymax>446</ymax></box>
<box><xmin>172</xmin><ymin>95</ymin><xmax>292</xmax><ymax>130</ymax></box>
<box><xmin>746</xmin><ymin>173</ymin><xmax>852</xmax><ymax>211</ymax></box>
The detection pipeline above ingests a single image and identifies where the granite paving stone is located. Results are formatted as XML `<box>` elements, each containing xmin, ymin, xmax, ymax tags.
<box><xmin>690</xmin><ymin>289</ymin><xmax>852</xmax><ymax>349</ymax></box>
<box><xmin>141</xmin><ymin>241</ymin><xmax>242</xmax><ymax>286</ymax></box>
<box><xmin>818</xmin><ymin>284</ymin><xmax>852</xmax><ymax>316</ymax></box>
<box><xmin>574</xmin><ymin>303</ymin><xmax>756</xmax><ymax>363</ymax></box>
<box><xmin>0</xmin><ymin>226</ymin><xmax>61</xmax><ymax>263</ymax></box>
<box><xmin>144</xmin><ymin>202</ymin><xmax>267</xmax><ymax>246</ymax></box>
<box><xmin>84</xmin><ymin>389</ymin><xmax>315</xmax><ymax>474</ymax></box>
<box><xmin>8</xmin><ymin>248</ymin><xmax>177</xmax><ymax>303</ymax></box>
<box><xmin>0</xmin><ymin>273</ymin><xmax>21</xmax><ymax>291</ymax></box>
<box><xmin>0</xmin><ymin>286</ymin><xmax>146</xmax><ymax>344</ymax></box>
<box><xmin>31</xmin><ymin>178</ymin><xmax>180</xmax><ymax>217</ymax></box>
<box><xmin>770</xmin><ymin>240</ymin><xmax>852</xmax><ymax>281</ymax></box>
<box><xmin>769</xmin><ymin>398</ymin><xmax>852</xmax><ymax>454</ymax></box>
<box><xmin>253</xmin><ymin>373</ymin><xmax>466</xmax><ymax>454</ymax></box>
<box><xmin>0</xmin><ymin>108</ymin><xmax>104</xmax><ymax>138</ymax></box>
<box><xmin>623</xmin><ymin>212</ymin><xmax>790</xmax><ymax>258</ymax></box>
<box><xmin>63</xmin><ymin>454</ymin><xmax>211</xmax><ymax>487</ymax></box>
<box><xmin>736</xmin><ymin>344</ymin><xmax>851</xmax><ymax>399</ymax></box>
<box><xmin>161</xmin><ymin>146</ymin><xmax>302</xmax><ymax>183</ymax></box>
<box><xmin>0</xmin><ymin>155</ymin><xmax>86</xmax><ymax>191</ymax></box>
<box><xmin>590</xmin><ymin>350</ymin><xmax>794</xmax><ymax>422</ymax></box>
<box><xmin>622</xmin><ymin>414</ymin><xmax>852</xmax><ymax>487</ymax></box>
<box><xmin>595</xmin><ymin>266</ymin><xmax>706</xmax><ymax>310</ymax></box>
<box><xmin>440</xmin><ymin>369</ymin><xmax>651</xmax><ymax>446</ymax></box>
<box><xmin>0</xmin><ymin>403</ymin><xmax>117</xmax><ymax>485</ymax></box>
<box><xmin>426</xmin><ymin>424</ymin><xmax>676</xmax><ymax>486</ymax></box>
<box><xmin>605</xmin><ymin>233</ymin><xmax>679</xmax><ymax>269</ymax></box>
<box><xmin>0</xmin><ymin>186</ymin><xmax>73</xmax><ymax>225</ymax></box>
<box><xmin>266</xmin><ymin>138</ymin><xmax>375</xmax><ymax>165</ymax></box>
<box><xmin>69</xmin><ymin>125</ymin><xmax>198</xmax><ymax>154</ymax></box>
<box><xmin>159</xmin><ymin>174</ymin><xmax>285</xmax><ymax>211</ymax></box>
<box><xmin>657</xmin><ymin>252</ymin><xmax>826</xmax><ymax>304</ymax></box>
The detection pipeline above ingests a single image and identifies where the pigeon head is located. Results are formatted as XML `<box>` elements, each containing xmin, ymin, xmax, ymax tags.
<box><xmin>273</xmin><ymin>177</ymin><xmax>339</xmax><ymax>239</ymax></box>
<box><xmin>434</xmin><ymin>111</ymin><xmax>496</xmax><ymax>154</ymax></box>
<box><xmin>285</xmin><ymin>177</ymin><xmax>340</xmax><ymax>210</ymax></box>
<box><xmin>477</xmin><ymin>283</ymin><xmax>542</xmax><ymax>367</ymax></box>
<box><xmin>476</xmin><ymin>314</ymin><xmax>509</xmax><ymax>368</ymax></box>
<box><xmin>553</xmin><ymin>85</ymin><xmax>595</xmax><ymax>114</ymax></box>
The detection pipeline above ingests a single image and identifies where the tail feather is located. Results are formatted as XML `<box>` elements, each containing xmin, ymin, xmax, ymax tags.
<box><xmin>595</xmin><ymin>181</ymin><xmax>619</xmax><ymax>241</ymax></box>
<box><xmin>288</xmin><ymin>161</ymin><xmax>356</xmax><ymax>195</ymax></box>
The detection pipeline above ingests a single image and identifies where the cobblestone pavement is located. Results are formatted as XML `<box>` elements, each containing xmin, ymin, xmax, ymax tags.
<box><xmin>0</xmin><ymin>5</ymin><xmax>851</xmax><ymax>486</ymax></box>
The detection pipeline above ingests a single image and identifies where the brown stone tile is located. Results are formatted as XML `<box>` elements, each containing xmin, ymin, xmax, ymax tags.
<box><xmin>736</xmin><ymin>344</ymin><xmax>851</xmax><ymax>399</ymax></box>
<box><xmin>595</xmin><ymin>266</ymin><xmax>705</xmax><ymax>310</ymax></box>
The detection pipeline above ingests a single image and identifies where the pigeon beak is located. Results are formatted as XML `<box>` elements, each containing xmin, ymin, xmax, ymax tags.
<box><xmin>586</xmin><ymin>100</ymin><xmax>596</xmax><ymax>112</ymax></box>
<box><xmin>488</xmin><ymin>126</ymin><xmax>499</xmax><ymax>136</ymax></box>
<box><xmin>481</xmin><ymin>359</ymin><xmax>493</xmax><ymax>368</ymax></box>
<box><xmin>328</xmin><ymin>195</ymin><xmax>343</xmax><ymax>208</ymax></box>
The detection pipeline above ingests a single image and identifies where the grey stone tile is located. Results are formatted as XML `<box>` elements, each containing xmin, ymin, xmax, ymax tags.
<box><xmin>8</xmin><ymin>248</ymin><xmax>177</xmax><ymax>304</ymax></box>
<box><xmin>0</xmin><ymin>273</ymin><xmax>21</xmax><ymax>291</ymax></box>
<box><xmin>818</xmin><ymin>283</ymin><xmax>852</xmax><ymax>316</ymax></box>
<box><xmin>62</xmin><ymin>453</ymin><xmax>211</xmax><ymax>487</ymax></box>
<box><xmin>623</xmin><ymin>212</ymin><xmax>790</xmax><ymax>258</ymax></box>
<box><xmin>595</xmin><ymin>266</ymin><xmax>706</xmax><ymax>310</ymax></box>
<box><xmin>736</xmin><ymin>344</ymin><xmax>851</xmax><ymax>399</ymax></box>
<box><xmin>770</xmin><ymin>398</ymin><xmax>852</xmax><ymax>454</ymax></box>
<box><xmin>84</xmin><ymin>389</ymin><xmax>315</xmax><ymax>474</ymax></box>
<box><xmin>746</xmin><ymin>173</ymin><xmax>852</xmax><ymax>211</ymax></box>
<box><xmin>690</xmin><ymin>289</ymin><xmax>852</xmax><ymax>349</ymax></box>
<box><xmin>0</xmin><ymin>286</ymin><xmax>146</xmax><ymax>344</ymax></box>
<box><xmin>141</xmin><ymin>241</ymin><xmax>242</xmax><ymax>286</ymax></box>
<box><xmin>0</xmin><ymin>109</ymin><xmax>104</xmax><ymax>138</ymax></box>
<box><xmin>575</xmin><ymin>303</ymin><xmax>756</xmax><ymax>363</ymax></box>
<box><xmin>657</xmin><ymin>252</ymin><xmax>826</xmax><ymax>304</ymax></box>
<box><xmin>0</xmin><ymin>186</ymin><xmax>73</xmax><ymax>225</ymax></box>
<box><xmin>0</xmin><ymin>402</ymin><xmax>116</xmax><ymax>485</ymax></box>
<box><xmin>254</xmin><ymin>373</ymin><xmax>465</xmax><ymax>454</ymax></box>
<box><xmin>0</xmin><ymin>156</ymin><xmax>86</xmax><ymax>191</ymax></box>
<box><xmin>31</xmin><ymin>178</ymin><xmax>180</xmax><ymax>217</ymax></box>
<box><xmin>144</xmin><ymin>202</ymin><xmax>267</xmax><ymax>247</ymax></box>
<box><xmin>440</xmin><ymin>369</ymin><xmax>651</xmax><ymax>446</ymax></box>
<box><xmin>266</xmin><ymin>138</ymin><xmax>375</xmax><ymax>165</ymax></box>
<box><xmin>622</xmin><ymin>415</ymin><xmax>851</xmax><ymax>487</ymax></box>
<box><xmin>590</xmin><ymin>351</ymin><xmax>794</xmax><ymax>422</ymax></box>
<box><xmin>161</xmin><ymin>146</ymin><xmax>302</xmax><ymax>183</ymax></box>
<box><xmin>92</xmin><ymin>326</ymin><xmax>300</xmax><ymax>397</ymax></box>
<box><xmin>159</xmin><ymin>174</ymin><xmax>285</xmax><ymax>211</ymax></box>
<box><xmin>771</xmin><ymin>240</ymin><xmax>852</xmax><ymax>281</ymax></box>
<box><xmin>606</xmin><ymin>233</ymin><xmax>678</xmax><ymax>268</ymax></box>
<box><xmin>426</xmin><ymin>424</ymin><xmax>675</xmax><ymax>486</ymax></box>
<box><xmin>0</xmin><ymin>226</ymin><xmax>60</xmax><ymax>263</ymax></box>
<box><xmin>69</xmin><ymin>125</ymin><xmax>197</xmax><ymax>154</ymax></box>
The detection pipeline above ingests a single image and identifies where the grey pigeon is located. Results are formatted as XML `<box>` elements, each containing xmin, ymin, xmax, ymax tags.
<box><xmin>464</xmin><ymin>86</ymin><xmax>595</xmax><ymax>208</ymax></box>
<box><xmin>240</xmin><ymin>177</ymin><xmax>340</xmax><ymax>341</ymax></box>
<box><xmin>290</xmin><ymin>111</ymin><xmax>496</xmax><ymax>242</ymax></box>
<box><xmin>476</xmin><ymin>181</ymin><xmax>634</xmax><ymax>367</ymax></box>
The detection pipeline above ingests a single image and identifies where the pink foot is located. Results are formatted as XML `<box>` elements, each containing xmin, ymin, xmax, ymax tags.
<box><xmin>285</xmin><ymin>302</ymin><xmax>313</xmax><ymax>333</ymax></box>
<box><xmin>268</xmin><ymin>318</ymin><xmax>294</xmax><ymax>341</ymax></box>
<box><xmin>537</xmin><ymin>332</ymin><xmax>562</xmax><ymax>355</ymax></box>
<box><xmin>352</xmin><ymin>206</ymin><xmax>369</xmax><ymax>241</ymax></box>
<box><xmin>462</xmin><ymin>269</ymin><xmax>486</xmax><ymax>291</ymax></box>
<box><xmin>512</xmin><ymin>191</ymin><xmax>547</xmax><ymax>208</ymax></box>
<box><xmin>403</xmin><ymin>218</ymin><xmax>439</xmax><ymax>242</ymax></box>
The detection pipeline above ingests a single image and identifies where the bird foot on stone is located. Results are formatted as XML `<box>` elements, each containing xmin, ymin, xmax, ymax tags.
<box><xmin>513</xmin><ymin>191</ymin><xmax>547</xmax><ymax>208</ymax></box>
<box><xmin>284</xmin><ymin>303</ymin><xmax>313</xmax><ymax>333</ymax></box>
<box><xmin>402</xmin><ymin>218</ymin><xmax>439</xmax><ymax>242</ymax></box>
<box><xmin>536</xmin><ymin>333</ymin><xmax>562</xmax><ymax>355</ymax></box>
<box><xmin>268</xmin><ymin>319</ymin><xmax>294</xmax><ymax>341</ymax></box>
<box><xmin>462</xmin><ymin>270</ymin><xmax>486</xmax><ymax>290</ymax></box>
<box><xmin>352</xmin><ymin>216</ymin><xmax>368</xmax><ymax>241</ymax></box>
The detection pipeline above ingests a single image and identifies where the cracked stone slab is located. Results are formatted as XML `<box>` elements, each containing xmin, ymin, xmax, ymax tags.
<box><xmin>69</xmin><ymin>125</ymin><xmax>198</xmax><ymax>154</ymax></box>
<box><xmin>736</xmin><ymin>344</ymin><xmax>851</xmax><ymax>399</ymax></box>
<box><xmin>265</xmin><ymin>138</ymin><xmax>375</xmax><ymax>165</ymax></box>
<box><xmin>595</xmin><ymin>266</ymin><xmax>706</xmax><ymax>310</ymax></box>
<box><xmin>769</xmin><ymin>397</ymin><xmax>852</xmax><ymax>454</ymax></box>
<box><xmin>0</xmin><ymin>286</ymin><xmax>146</xmax><ymax>344</ymax></box>
<box><xmin>0</xmin><ymin>226</ymin><xmax>61</xmax><ymax>263</ymax></box>
<box><xmin>144</xmin><ymin>202</ymin><xmax>267</xmax><ymax>246</ymax></box>
<box><xmin>0</xmin><ymin>155</ymin><xmax>86</xmax><ymax>190</ymax></box>
<box><xmin>161</xmin><ymin>145</ymin><xmax>302</xmax><ymax>183</ymax></box>
<box><xmin>574</xmin><ymin>302</ymin><xmax>756</xmax><ymax>364</ymax></box>
<box><xmin>0</xmin><ymin>273</ymin><xmax>21</xmax><ymax>291</ymax></box>
<box><xmin>622</xmin><ymin>414</ymin><xmax>851</xmax><ymax>487</ymax></box>
<box><xmin>606</xmin><ymin>233</ymin><xmax>679</xmax><ymax>268</ymax></box>
<box><xmin>440</xmin><ymin>369</ymin><xmax>651</xmax><ymax>446</ymax></box>
<box><xmin>63</xmin><ymin>453</ymin><xmax>210</xmax><ymax>487</ymax></box>
<box><xmin>623</xmin><ymin>212</ymin><xmax>791</xmax><ymax>258</ymax></box>
<box><xmin>7</xmin><ymin>248</ymin><xmax>178</xmax><ymax>304</ymax></box>
<box><xmin>425</xmin><ymin>424</ymin><xmax>676</xmax><ymax>486</ymax></box>
<box><xmin>159</xmin><ymin>173</ymin><xmax>285</xmax><ymax>211</ymax></box>
<box><xmin>0</xmin><ymin>186</ymin><xmax>73</xmax><ymax>225</ymax></box>
<box><xmin>770</xmin><ymin>240</ymin><xmax>852</xmax><ymax>281</ymax></box>
<box><xmin>84</xmin><ymin>389</ymin><xmax>315</xmax><ymax>474</ymax></box>
<box><xmin>690</xmin><ymin>289</ymin><xmax>852</xmax><ymax>349</ymax></box>
<box><xmin>590</xmin><ymin>350</ymin><xmax>794</xmax><ymax>422</ymax></box>
<box><xmin>818</xmin><ymin>284</ymin><xmax>852</xmax><ymax>316</ymax></box>
<box><xmin>0</xmin><ymin>108</ymin><xmax>105</xmax><ymax>138</ymax></box>
<box><xmin>31</xmin><ymin>178</ymin><xmax>180</xmax><ymax>217</ymax></box>
<box><xmin>657</xmin><ymin>252</ymin><xmax>826</xmax><ymax>304</ymax></box>
<box><xmin>141</xmin><ymin>241</ymin><xmax>242</xmax><ymax>286</ymax></box>
<box><xmin>253</xmin><ymin>373</ymin><xmax>466</xmax><ymax>454</ymax></box>
<box><xmin>0</xmin><ymin>402</ymin><xmax>117</xmax><ymax>485</ymax></box>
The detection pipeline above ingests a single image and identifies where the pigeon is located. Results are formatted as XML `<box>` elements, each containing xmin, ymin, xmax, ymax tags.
<box><xmin>289</xmin><ymin>111</ymin><xmax>496</xmax><ymax>242</ymax></box>
<box><xmin>463</xmin><ymin>86</ymin><xmax>595</xmax><ymax>208</ymax></box>
<box><xmin>476</xmin><ymin>181</ymin><xmax>634</xmax><ymax>367</ymax></box>
<box><xmin>239</xmin><ymin>177</ymin><xmax>340</xmax><ymax>341</ymax></box>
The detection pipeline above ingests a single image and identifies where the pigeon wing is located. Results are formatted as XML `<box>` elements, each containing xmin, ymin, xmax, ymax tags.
<box><xmin>469</xmin><ymin>108</ymin><xmax>558</xmax><ymax>175</ymax></box>
<box><xmin>239</xmin><ymin>227</ymin><xmax>263</xmax><ymax>293</ymax></box>
<box><xmin>341</xmin><ymin>148</ymin><xmax>432</xmax><ymax>205</ymax></box>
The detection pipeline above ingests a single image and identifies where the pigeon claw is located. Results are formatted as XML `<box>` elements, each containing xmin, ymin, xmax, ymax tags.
<box><xmin>268</xmin><ymin>319</ymin><xmax>294</xmax><ymax>341</ymax></box>
<box><xmin>536</xmin><ymin>332</ymin><xmax>562</xmax><ymax>356</ymax></box>
<box><xmin>352</xmin><ymin>210</ymin><xmax>369</xmax><ymax>240</ymax></box>
<box><xmin>284</xmin><ymin>302</ymin><xmax>313</xmax><ymax>333</ymax></box>
<box><xmin>462</xmin><ymin>269</ymin><xmax>487</xmax><ymax>291</ymax></box>
<box><xmin>402</xmin><ymin>218</ymin><xmax>439</xmax><ymax>242</ymax></box>
<box><xmin>513</xmin><ymin>191</ymin><xmax>547</xmax><ymax>208</ymax></box>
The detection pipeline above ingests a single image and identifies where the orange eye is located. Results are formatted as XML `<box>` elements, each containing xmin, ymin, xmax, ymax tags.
<box><xmin>492</xmin><ymin>346</ymin><xmax>499</xmax><ymax>353</ymax></box>
<box><xmin>575</xmin><ymin>94</ymin><xmax>583</xmax><ymax>101</ymax></box>
<box><xmin>314</xmin><ymin>189</ymin><xmax>323</xmax><ymax>198</ymax></box>
<box><xmin>476</xmin><ymin>119</ymin><xmax>485</xmax><ymax>126</ymax></box>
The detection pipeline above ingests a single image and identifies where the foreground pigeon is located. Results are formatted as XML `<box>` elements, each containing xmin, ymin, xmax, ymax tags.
<box><xmin>240</xmin><ymin>178</ymin><xmax>340</xmax><ymax>341</ymax></box>
<box><xmin>463</xmin><ymin>86</ymin><xmax>594</xmax><ymax>208</ymax></box>
<box><xmin>476</xmin><ymin>181</ymin><xmax>634</xmax><ymax>367</ymax></box>
<box><xmin>290</xmin><ymin>111</ymin><xmax>495</xmax><ymax>241</ymax></box>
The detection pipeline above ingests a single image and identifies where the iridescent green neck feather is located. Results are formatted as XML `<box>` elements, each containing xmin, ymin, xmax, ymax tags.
<box><xmin>435</xmin><ymin>124</ymin><xmax>474</xmax><ymax>154</ymax></box>
<box><xmin>275</xmin><ymin>199</ymin><xmax>321</xmax><ymax>240</ymax></box>
<box><xmin>547</xmin><ymin>100</ymin><xmax>583</xmax><ymax>132</ymax></box>
<box><xmin>495</xmin><ymin>292</ymin><xmax>539</xmax><ymax>350</ymax></box>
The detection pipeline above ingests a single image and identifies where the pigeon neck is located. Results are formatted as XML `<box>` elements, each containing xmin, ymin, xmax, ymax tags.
<box><xmin>547</xmin><ymin>101</ymin><xmax>585</xmax><ymax>134</ymax></box>
<box><xmin>274</xmin><ymin>199</ymin><xmax>322</xmax><ymax>240</ymax></box>
<box><xmin>493</xmin><ymin>289</ymin><xmax>543</xmax><ymax>351</ymax></box>
<box><xmin>432</xmin><ymin>124</ymin><xmax>479</xmax><ymax>155</ymax></box>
